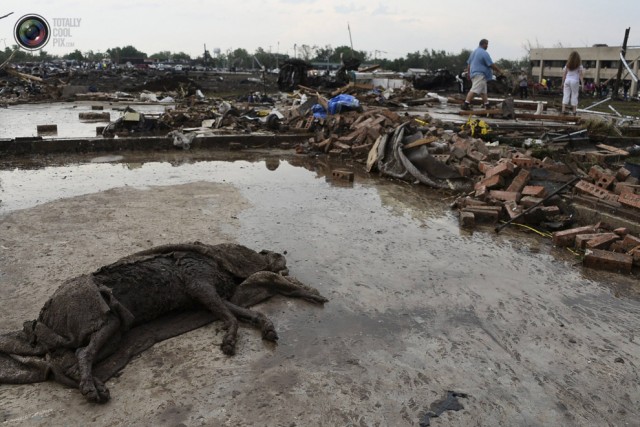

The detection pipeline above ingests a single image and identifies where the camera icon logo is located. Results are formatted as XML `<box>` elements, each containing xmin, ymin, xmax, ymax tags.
<box><xmin>14</xmin><ymin>14</ymin><xmax>50</xmax><ymax>51</ymax></box>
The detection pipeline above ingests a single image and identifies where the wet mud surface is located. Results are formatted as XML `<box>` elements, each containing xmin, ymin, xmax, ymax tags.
<box><xmin>0</xmin><ymin>150</ymin><xmax>639</xmax><ymax>426</ymax></box>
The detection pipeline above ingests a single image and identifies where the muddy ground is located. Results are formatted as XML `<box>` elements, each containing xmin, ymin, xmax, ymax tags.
<box><xmin>0</xmin><ymin>149</ymin><xmax>639</xmax><ymax>427</ymax></box>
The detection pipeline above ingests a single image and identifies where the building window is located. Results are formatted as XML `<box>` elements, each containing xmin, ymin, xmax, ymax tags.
<box><xmin>600</xmin><ymin>61</ymin><xmax>619</xmax><ymax>69</ymax></box>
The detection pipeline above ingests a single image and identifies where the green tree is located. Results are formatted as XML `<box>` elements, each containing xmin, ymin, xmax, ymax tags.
<box><xmin>149</xmin><ymin>50</ymin><xmax>172</xmax><ymax>61</ymax></box>
<box><xmin>495</xmin><ymin>56</ymin><xmax>530</xmax><ymax>73</ymax></box>
<box><xmin>106</xmin><ymin>45</ymin><xmax>147</xmax><ymax>63</ymax></box>
<box><xmin>172</xmin><ymin>51</ymin><xmax>191</xmax><ymax>61</ymax></box>
<box><xmin>253</xmin><ymin>47</ymin><xmax>274</xmax><ymax>70</ymax></box>
<box><xmin>226</xmin><ymin>47</ymin><xmax>250</xmax><ymax>69</ymax></box>
<box><xmin>82</xmin><ymin>50</ymin><xmax>105</xmax><ymax>62</ymax></box>
<box><xmin>313</xmin><ymin>45</ymin><xmax>334</xmax><ymax>63</ymax></box>
<box><xmin>332</xmin><ymin>45</ymin><xmax>367</xmax><ymax>63</ymax></box>
<box><xmin>297</xmin><ymin>44</ymin><xmax>317</xmax><ymax>61</ymax></box>
<box><xmin>63</xmin><ymin>49</ymin><xmax>84</xmax><ymax>61</ymax></box>
<box><xmin>404</xmin><ymin>51</ymin><xmax>424</xmax><ymax>69</ymax></box>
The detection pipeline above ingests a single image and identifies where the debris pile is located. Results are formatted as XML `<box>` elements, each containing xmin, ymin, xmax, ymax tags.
<box><xmin>295</xmin><ymin>108</ymin><xmax>403</xmax><ymax>160</ymax></box>
<box><xmin>572</xmin><ymin>161</ymin><xmax>640</xmax><ymax>213</ymax></box>
<box><xmin>450</xmin><ymin>142</ymin><xmax>579</xmax><ymax>228</ymax></box>
<box><xmin>552</xmin><ymin>223</ymin><xmax>640</xmax><ymax>273</ymax></box>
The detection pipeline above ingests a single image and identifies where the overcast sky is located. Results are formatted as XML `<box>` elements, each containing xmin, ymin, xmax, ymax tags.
<box><xmin>1</xmin><ymin>0</ymin><xmax>639</xmax><ymax>61</ymax></box>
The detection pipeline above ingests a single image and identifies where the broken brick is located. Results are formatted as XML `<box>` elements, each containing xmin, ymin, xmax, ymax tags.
<box><xmin>613</xmin><ymin>228</ymin><xmax>629</xmax><ymax>237</ymax></box>
<box><xmin>478</xmin><ymin>161</ymin><xmax>492</xmax><ymax>174</ymax></box>
<box><xmin>552</xmin><ymin>225</ymin><xmax>598</xmax><ymax>247</ymax></box>
<box><xmin>610</xmin><ymin>241</ymin><xmax>626</xmax><ymax>253</ymax></box>
<box><xmin>616</xmin><ymin>167</ymin><xmax>631</xmax><ymax>182</ymax></box>
<box><xmin>475</xmin><ymin>186</ymin><xmax>489</xmax><ymax>199</ymax></box>
<box><xmin>460</xmin><ymin>211</ymin><xmax>475</xmax><ymax>228</ymax></box>
<box><xmin>628</xmin><ymin>245</ymin><xmax>640</xmax><ymax>266</ymax></box>
<box><xmin>520</xmin><ymin>196</ymin><xmax>543</xmax><ymax>208</ymax></box>
<box><xmin>620</xmin><ymin>234</ymin><xmax>640</xmax><ymax>251</ymax></box>
<box><xmin>613</xmin><ymin>182</ymin><xmax>640</xmax><ymax>194</ymax></box>
<box><xmin>618</xmin><ymin>192</ymin><xmax>640</xmax><ymax>210</ymax></box>
<box><xmin>595</xmin><ymin>174</ymin><xmax>616</xmax><ymax>191</ymax></box>
<box><xmin>522</xmin><ymin>185</ymin><xmax>547</xmax><ymax>198</ymax></box>
<box><xmin>331</xmin><ymin>169</ymin><xmax>354</xmax><ymax>182</ymax></box>
<box><xmin>583</xmin><ymin>249</ymin><xmax>633</xmax><ymax>273</ymax></box>
<box><xmin>503</xmin><ymin>201</ymin><xmax>523</xmax><ymax>219</ymax></box>
<box><xmin>585</xmin><ymin>233</ymin><xmax>620</xmax><ymax>250</ymax></box>
<box><xmin>462</xmin><ymin>206</ymin><xmax>501</xmax><ymax>223</ymax></box>
<box><xmin>512</xmin><ymin>157</ymin><xmax>542</xmax><ymax>169</ymax></box>
<box><xmin>506</xmin><ymin>169</ymin><xmax>531</xmax><ymax>193</ymax></box>
<box><xmin>475</xmin><ymin>175</ymin><xmax>504</xmax><ymax>191</ymax></box>
<box><xmin>485</xmin><ymin>162</ymin><xmax>514</xmax><ymax>179</ymax></box>
<box><xmin>574</xmin><ymin>180</ymin><xmax>619</xmax><ymax>202</ymax></box>
<box><xmin>541</xmin><ymin>159</ymin><xmax>572</xmax><ymax>174</ymax></box>
<box><xmin>540</xmin><ymin>206</ymin><xmax>561</xmax><ymax>217</ymax></box>
<box><xmin>588</xmin><ymin>165</ymin><xmax>606</xmax><ymax>180</ymax></box>
<box><xmin>489</xmin><ymin>191</ymin><xmax>520</xmax><ymax>202</ymax></box>
<box><xmin>575</xmin><ymin>233</ymin><xmax>610</xmax><ymax>250</ymax></box>
<box><xmin>467</xmin><ymin>150</ymin><xmax>487</xmax><ymax>163</ymax></box>
<box><xmin>456</xmin><ymin>165</ymin><xmax>471</xmax><ymax>177</ymax></box>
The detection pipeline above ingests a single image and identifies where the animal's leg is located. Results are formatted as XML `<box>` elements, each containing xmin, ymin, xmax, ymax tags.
<box><xmin>185</xmin><ymin>280</ymin><xmax>239</xmax><ymax>355</ymax></box>
<box><xmin>76</xmin><ymin>315</ymin><xmax>121</xmax><ymax>403</ymax></box>
<box><xmin>224</xmin><ymin>301</ymin><xmax>278</xmax><ymax>341</ymax></box>
<box><xmin>230</xmin><ymin>271</ymin><xmax>328</xmax><ymax>307</ymax></box>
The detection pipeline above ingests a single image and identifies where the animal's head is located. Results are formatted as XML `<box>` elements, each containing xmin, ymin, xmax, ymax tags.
<box><xmin>259</xmin><ymin>250</ymin><xmax>288</xmax><ymax>275</ymax></box>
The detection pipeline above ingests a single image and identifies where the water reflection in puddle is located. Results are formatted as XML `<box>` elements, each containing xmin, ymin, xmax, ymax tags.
<box><xmin>0</xmin><ymin>156</ymin><xmax>321</xmax><ymax>214</ymax></box>
<box><xmin>0</xmin><ymin>102</ymin><xmax>170</xmax><ymax>139</ymax></box>
<box><xmin>0</xmin><ymin>151</ymin><xmax>636</xmax><ymax>300</ymax></box>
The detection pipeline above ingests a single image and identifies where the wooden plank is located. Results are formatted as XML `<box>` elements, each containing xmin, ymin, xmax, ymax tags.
<box><xmin>595</xmin><ymin>144</ymin><xmax>629</xmax><ymax>156</ymax></box>
<box><xmin>487</xmin><ymin>97</ymin><xmax>547</xmax><ymax>105</ymax></box>
<box><xmin>515</xmin><ymin>113</ymin><xmax>582</xmax><ymax>122</ymax></box>
<box><xmin>458</xmin><ymin>109</ymin><xmax>503</xmax><ymax>116</ymax></box>
<box><xmin>402</xmin><ymin>135</ymin><xmax>439</xmax><ymax>150</ymax></box>
<box><xmin>6</xmin><ymin>68</ymin><xmax>44</xmax><ymax>82</ymax></box>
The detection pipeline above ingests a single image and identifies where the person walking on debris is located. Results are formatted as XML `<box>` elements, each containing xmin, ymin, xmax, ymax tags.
<box><xmin>623</xmin><ymin>79</ymin><xmax>631</xmax><ymax>100</ymax></box>
<box><xmin>461</xmin><ymin>39</ymin><xmax>503</xmax><ymax>111</ymax></box>
<box><xmin>561</xmin><ymin>51</ymin><xmax>584</xmax><ymax>115</ymax></box>
<box><xmin>518</xmin><ymin>70</ymin><xmax>529</xmax><ymax>99</ymax></box>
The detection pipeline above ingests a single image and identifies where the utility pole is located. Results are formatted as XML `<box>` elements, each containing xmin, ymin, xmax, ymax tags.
<box><xmin>347</xmin><ymin>22</ymin><xmax>354</xmax><ymax>59</ymax></box>
<box><xmin>613</xmin><ymin>27</ymin><xmax>630</xmax><ymax>100</ymax></box>
<box><xmin>203</xmin><ymin>43</ymin><xmax>207</xmax><ymax>67</ymax></box>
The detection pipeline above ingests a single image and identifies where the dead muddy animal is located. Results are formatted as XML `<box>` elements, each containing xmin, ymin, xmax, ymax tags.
<box><xmin>0</xmin><ymin>242</ymin><xmax>327</xmax><ymax>403</ymax></box>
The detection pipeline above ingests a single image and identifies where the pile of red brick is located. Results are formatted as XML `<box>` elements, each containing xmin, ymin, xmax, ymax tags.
<box><xmin>454</xmin><ymin>150</ymin><xmax>575</xmax><ymax>227</ymax></box>
<box><xmin>573</xmin><ymin>164</ymin><xmax>640</xmax><ymax>211</ymax></box>
<box><xmin>552</xmin><ymin>225</ymin><xmax>640</xmax><ymax>273</ymax></box>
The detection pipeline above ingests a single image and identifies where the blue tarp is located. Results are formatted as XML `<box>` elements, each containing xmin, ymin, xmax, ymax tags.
<box><xmin>311</xmin><ymin>104</ymin><xmax>327</xmax><ymax>119</ymax></box>
<box><xmin>327</xmin><ymin>94</ymin><xmax>360</xmax><ymax>115</ymax></box>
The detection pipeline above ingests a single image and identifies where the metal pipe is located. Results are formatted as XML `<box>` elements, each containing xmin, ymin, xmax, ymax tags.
<box><xmin>620</xmin><ymin>51</ymin><xmax>639</xmax><ymax>83</ymax></box>
<box><xmin>495</xmin><ymin>177</ymin><xmax>580</xmax><ymax>233</ymax></box>
<box><xmin>583</xmin><ymin>97</ymin><xmax>611</xmax><ymax>111</ymax></box>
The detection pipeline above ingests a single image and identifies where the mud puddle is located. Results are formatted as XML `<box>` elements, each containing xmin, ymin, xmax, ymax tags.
<box><xmin>1</xmin><ymin>151</ymin><xmax>639</xmax><ymax>426</ymax></box>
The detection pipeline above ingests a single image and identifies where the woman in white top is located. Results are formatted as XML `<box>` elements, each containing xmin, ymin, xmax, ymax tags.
<box><xmin>561</xmin><ymin>51</ymin><xmax>584</xmax><ymax>115</ymax></box>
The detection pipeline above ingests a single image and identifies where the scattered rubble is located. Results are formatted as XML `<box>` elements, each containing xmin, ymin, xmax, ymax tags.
<box><xmin>2</xmin><ymin>57</ymin><xmax>640</xmax><ymax>275</ymax></box>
